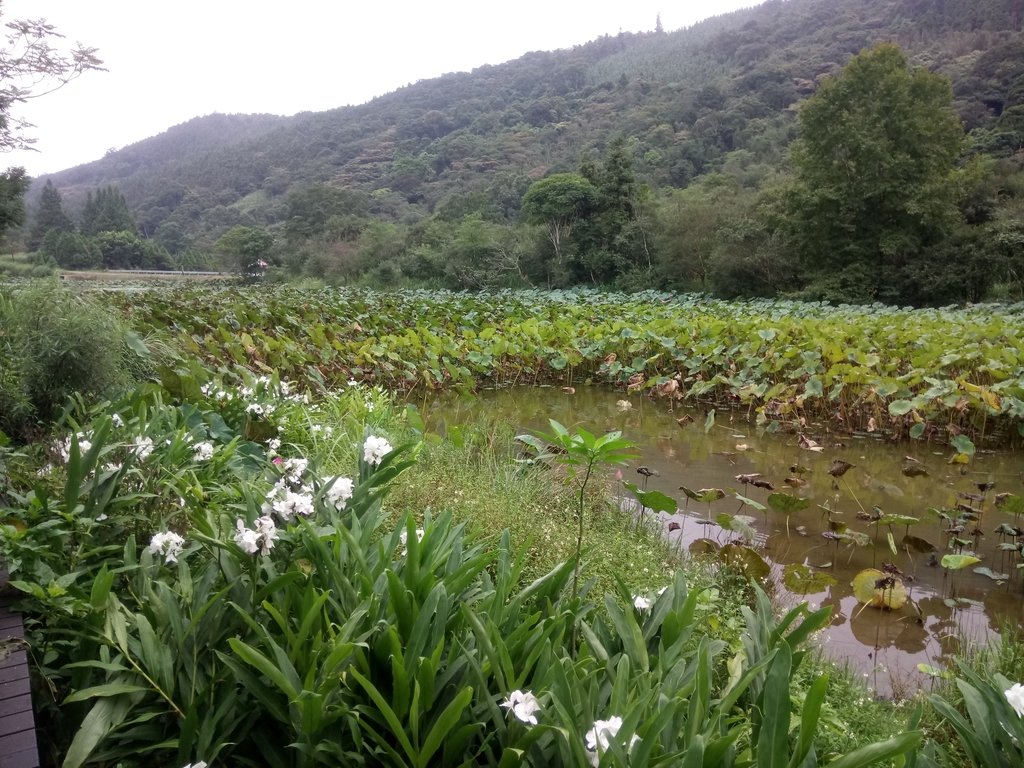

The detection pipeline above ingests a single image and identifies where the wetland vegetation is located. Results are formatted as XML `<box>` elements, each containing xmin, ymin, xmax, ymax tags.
<box><xmin>2</xmin><ymin>281</ymin><xmax>1024</xmax><ymax>766</ymax></box>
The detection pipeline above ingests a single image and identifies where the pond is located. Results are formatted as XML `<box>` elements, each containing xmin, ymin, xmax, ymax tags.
<box><xmin>425</xmin><ymin>385</ymin><xmax>1024</xmax><ymax>698</ymax></box>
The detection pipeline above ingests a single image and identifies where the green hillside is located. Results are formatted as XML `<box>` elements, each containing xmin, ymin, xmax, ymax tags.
<box><xmin>20</xmin><ymin>0</ymin><xmax>1024</xmax><ymax>303</ymax></box>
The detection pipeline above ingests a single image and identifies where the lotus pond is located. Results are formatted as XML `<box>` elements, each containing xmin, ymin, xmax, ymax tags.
<box><xmin>426</xmin><ymin>385</ymin><xmax>1024</xmax><ymax>697</ymax></box>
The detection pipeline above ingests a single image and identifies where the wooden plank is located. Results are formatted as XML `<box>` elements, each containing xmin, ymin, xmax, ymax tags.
<box><xmin>0</xmin><ymin>574</ymin><xmax>37</xmax><ymax>768</ymax></box>
<box><xmin>0</xmin><ymin>661</ymin><xmax>28</xmax><ymax>684</ymax></box>
<box><xmin>0</xmin><ymin>650</ymin><xmax>28</xmax><ymax>671</ymax></box>
<box><xmin>0</xmin><ymin>693</ymin><xmax>31</xmax><ymax>718</ymax></box>
<box><xmin>0</xmin><ymin>674</ymin><xmax>30</xmax><ymax>701</ymax></box>
<box><xmin>0</xmin><ymin>725</ymin><xmax>37</xmax><ymax>756</ymax></box>
<box><xmin>0</xmin><ymin>707</ymin><xmax>34</xmax><ymax>737</ymax></box>
<box><xmin>0</xmin><ymin>749</ymin><xmax>39</xmax><ymax>768</ymax></box>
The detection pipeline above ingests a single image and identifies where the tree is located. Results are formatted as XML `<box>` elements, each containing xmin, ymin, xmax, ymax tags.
<box><xmin>80</xmin><ymin>186</ymin><xmax>136</xmax><ymax>236</ymax></box>
<box><xmin>784</xmin><ymin>43</ymin><xmax>965</xmax><ymax>303</ymax></box>
<box><xmin>27</xmin><ymin>178</ymin><xmax>73</xmax><ymax>250</ymax></box>
<box><xmin>0</xmin><ymin>16</ymin><xmax>103</xmax><ymax>152</ymax></box>
<box><xmin>0</xmin><ymin>12</ymin><xmax>102</xmax><ymax>242</ymax></box>
<box><xmin>520</xmin><ymin>173</ymin><xmax>597</xmax><ymax>275</ymax></box>
<box><xmin>0</xmin><ymin>166</ymin><xmax>28</xmax><ymax>237</ymax></box>
<box><xmin>214</xmin><ymin>226</ymin><xmax>274</xmax><ymax>276</ymax></box>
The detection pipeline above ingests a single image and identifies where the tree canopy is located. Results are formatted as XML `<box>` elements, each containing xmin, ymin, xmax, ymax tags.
<box><xmin>784</xmin><ymin>42</ymin><xmax>966</xmax><ymax>303</ymax></box>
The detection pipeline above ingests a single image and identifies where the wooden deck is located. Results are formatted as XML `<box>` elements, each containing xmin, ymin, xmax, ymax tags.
<box><xmin>0</xmin><ymin>590</ymin><xmax>38</xmax><ymax>768</ymax></box>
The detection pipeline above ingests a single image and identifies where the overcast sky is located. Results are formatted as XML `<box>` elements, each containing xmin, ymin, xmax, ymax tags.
<box><xmin>3</xmin><ymin>0</ymin><xmax>756</xmax><ymax>177</ymax></box>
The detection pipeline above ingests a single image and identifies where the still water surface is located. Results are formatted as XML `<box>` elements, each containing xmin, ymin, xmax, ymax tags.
<box><xmin>426</xmin><ymin>385</ymin><xmax>1024</xmax><ymax>697</ymax></box>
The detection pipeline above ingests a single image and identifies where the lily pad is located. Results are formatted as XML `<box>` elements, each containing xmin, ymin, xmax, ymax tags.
<box><xmin>689</xmin><ymin>538</ymin><xmax>720</xmax><ymax>556</ymax></box>
<box><xmin>900</xmin><ymin>534</ymin><xmax>937</xmax><ymax>553</ymax></box>
<box><xmin>851</xmin><ymin>568</ymin><xmax>908</xmax><ymax>609</ymax></box>
<box><xmin>720</xmin><ymin>544</ymin><xmax>771</xmax><ymax>583</ymax></box>
<box><xmin>782</xmin><ymin>563</ymin><xmax>837</xmax><ymax>594</ymax></box>
<box><xmin>767</xmin><ymin>492</ymin><xmax>810</xmax><ymax>515</ymax></box>
<box><xmin>973</xmin><ymin>567</ymin><xmax>1009</xmax><ymax>581</ymax></box>
<box><xmin>940</xmin><ymin>553</ymin><xmax>981</xmax><ymax>570</ymax></box>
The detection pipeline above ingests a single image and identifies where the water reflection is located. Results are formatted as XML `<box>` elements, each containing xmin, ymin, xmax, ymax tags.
<box><xmin>423</xmin><ymin>385</ymin><xmax>1024</xmax><ymax>697</ymax></box>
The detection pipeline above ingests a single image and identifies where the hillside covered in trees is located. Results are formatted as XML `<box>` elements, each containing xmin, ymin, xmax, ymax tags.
<box><xmin>17</xmin><ymin>0</ymin><xmax>1024</xmax><ymax>304</ymax></box>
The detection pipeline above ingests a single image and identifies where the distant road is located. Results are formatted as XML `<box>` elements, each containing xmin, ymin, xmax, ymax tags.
<box><xmin>60</xmin><ymin>269</ymin><xmax>227</xmax><ymax>280</ymax></box>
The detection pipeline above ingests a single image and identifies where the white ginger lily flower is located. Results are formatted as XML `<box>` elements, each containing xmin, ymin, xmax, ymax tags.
<box><xmin>585</xmin><ymin>716</ymin><xmax>639</xmax><ymax>766</ymax></box>
<box><xmin>1006</xmin><ymin>682</ymin><xmax>1024</xmax><ymax>717</ymax></box>
<box><xmin>193</xmin><ymin>441</ymin><xmax>214</xmax><ymax>461</ymax></box>
<box><xmin>398</xmin><ymin>527</ymin><xmax>425</xmax><ymax>556</ymax></box>
<box><xmin>501</xmin><ymin>690</ymin><xmax>541</xmax><ymax>725</ymax></box>
<box><xmin>148</xmin><ymin>531</ymin><xmax>185</xmax><ymax>564</ymax></box>
<box><xmin>363</xmin><ymin>435</ymin><xmax>392</xmax><ymax>466</ymax></box>
<box><xmin>326</xmin><ymin>477</ymin><xmax>355</xmax><ymax>510</ymax></box>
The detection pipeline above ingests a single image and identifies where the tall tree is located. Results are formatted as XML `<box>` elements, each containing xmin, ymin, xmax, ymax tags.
<box><xmin>27</xmin><ymin>179</ymin><xmax>73</xmax><ymax>250</ymax></box>
<box><xmin>784</xmin><ymin>43</ymin><xmax>965</xmax><ymax>302</ymax></box>
<box><xmin>0</xmin><ymin>166</ymin><xmax>28</xmax><ymax>239</ymax></box>
<box><xmin>521</xmin><ymin>173</ymin><xmax>598</xmax><ymax>271</ymax></box>
<box><xmin>80</xmin><ymin>186</ymin><xmax>136</xmax><ymax>236</ymax></box>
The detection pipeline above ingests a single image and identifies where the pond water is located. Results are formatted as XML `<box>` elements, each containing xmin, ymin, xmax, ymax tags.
<box><xmin>425</xmin><ymin>385</ymin><xmax>1024</xmax><ymax>698</ymax></box>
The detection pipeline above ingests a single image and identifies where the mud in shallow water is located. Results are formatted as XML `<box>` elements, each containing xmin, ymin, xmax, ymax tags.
<box><xmin>424</xmin><ymin>385</ymin><xmax>1024</xmax><ymax>698</ymax></box>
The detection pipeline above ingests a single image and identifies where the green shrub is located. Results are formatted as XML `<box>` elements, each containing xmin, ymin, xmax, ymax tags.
<box><xmin>0</xmin><ymin>282</ymin><xmax>137</xmax><ymax>440</ymax></box>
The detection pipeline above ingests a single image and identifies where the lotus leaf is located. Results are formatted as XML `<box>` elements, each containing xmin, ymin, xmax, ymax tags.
<box><xmin>940</xmin><ymin>553</ymin><xmax>981</xmax><ymax>570</ymax></box>
<box><xmin>782</xmin><ymin>563</ymin><xmax>837</xmax><ymax>594</ymax></box>
<box><xmin>851</xmin><ymin>568</ymin><xmax>908</xmax><ymax>609</ymax></box>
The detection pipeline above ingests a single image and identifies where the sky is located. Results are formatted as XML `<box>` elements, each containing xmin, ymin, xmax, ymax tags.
<box><xmin>2</xmin><ymin>0</ymin><xmax>756</xmax><ymax>177</ymax></box>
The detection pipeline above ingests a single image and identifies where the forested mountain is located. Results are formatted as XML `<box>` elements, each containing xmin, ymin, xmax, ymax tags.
<box><xmin>21</xmin><ymin>0</ymin><xmax>1024</xmax><ymax>303</ymax></box>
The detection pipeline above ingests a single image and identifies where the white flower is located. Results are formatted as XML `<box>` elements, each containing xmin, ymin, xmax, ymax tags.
<box><xmin>234</xmin><ymin>519</ymin><xmax>260</xmax><ymax>555</ymax></box>
<box><xmin>633</xmin><ymin>595</ymin><xmax>652</xmax><ymax>611</ymax></box>
<box><xmin>1006</xmin><ymin>683</ymin><xmax>1024</xmax><ymax>717</ymax></box>
<box><xmin>501</xmin><ymin>690</ymin><xmax>541</xmax><ymax>725</ymax></box>
<box><xmin>235</xmin><ymin>517</ymin><xmax>277</xmax><ymax>556</ymax></box>
<box><xmin>310</xmin><ymin>424</ymin><xmax>323</xmax><ymax>434</ymax></box>
<box><xmin>102</xmin><ymin>462</ymin><xmax>122</xmax><ymax>473</ymax></box>
<box><xmin>326</xmin><ymin>477</ymin><xmax>354</xmax><ymax>510</ymax></box>
<box><xmin>398</xmin><ymin>527</ymin><xmax>425</xmax><ymax>556</ymax></box>
<box><xmin>363</xmin><ymin>435</ymin><xmax>393</xmax><ymax>466</ymax></box>
<box><xmin>272</xmin><ymin>490</ymin><xmax>315</xmax><ymax>521</ymax></box>
<box><xmin>246</xmin><ymin>403</ymin><xmax>265</xmax><ymax>417</ymax></box>
<box><xmin>282</xmin><ymin>457</ymin><xmax>309</xmax><ymax>482</ymax></box>
<box><xmin>267</xmin><ymin>437</ymin><xmax>282</xmax><ymax>454</ymax></box>
<box><xmin>347</xmin><ymin>378</ymin><xmax>358</xmax><ymax>387</ymax></box>
<box><xmin>111</xmin><ymin>413</ymin><xmax>124</xmax><ymax>428</ymax></box>
<box><xmin>585</xmin><ymin>716</ymin><xmax>639</xmax><ymax>765</ymax></box>
<box><xmin>193</xmin><ymin>441</ymin><xmax>214</xmax><ymax>461</ymax></box>
<box><xmin>148</xmin><ymin>531</ymin><xmax>185</xmax><ymax>564</ymax></box>
<box><xmin>182</xmin><ymin>762</ymin><xmax>208</xmax><ymax>768</ymax></box>
<box><xmin>134</xmin><ymin>437</ymin><xmax>155</xmax><ymax>461</ymax></box>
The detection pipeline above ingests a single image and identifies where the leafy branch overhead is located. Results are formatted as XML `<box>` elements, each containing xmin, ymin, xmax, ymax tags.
<box><xmin>0</xmin><ymin>16</ymin><xmax>104</xmax><ymax>152</ymax></box>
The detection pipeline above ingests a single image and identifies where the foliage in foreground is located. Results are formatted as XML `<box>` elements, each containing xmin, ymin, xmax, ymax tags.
<box><xmin>0</xmin><ymin>378</ymin><xmax>931</xmax><ymax>768</ymax></box>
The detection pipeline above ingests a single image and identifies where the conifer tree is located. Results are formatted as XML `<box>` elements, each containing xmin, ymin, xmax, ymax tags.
<box><xmin>28</xmin><ymin>179</ymin><xmax>74</xmax><ymax>251</ymax></box>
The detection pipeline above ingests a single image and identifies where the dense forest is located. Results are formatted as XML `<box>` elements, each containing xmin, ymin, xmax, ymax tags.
<box><xmin>14</xmin><ymin>0</ymin><xmax>1024</xmax><ymax>304</ymax></box>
